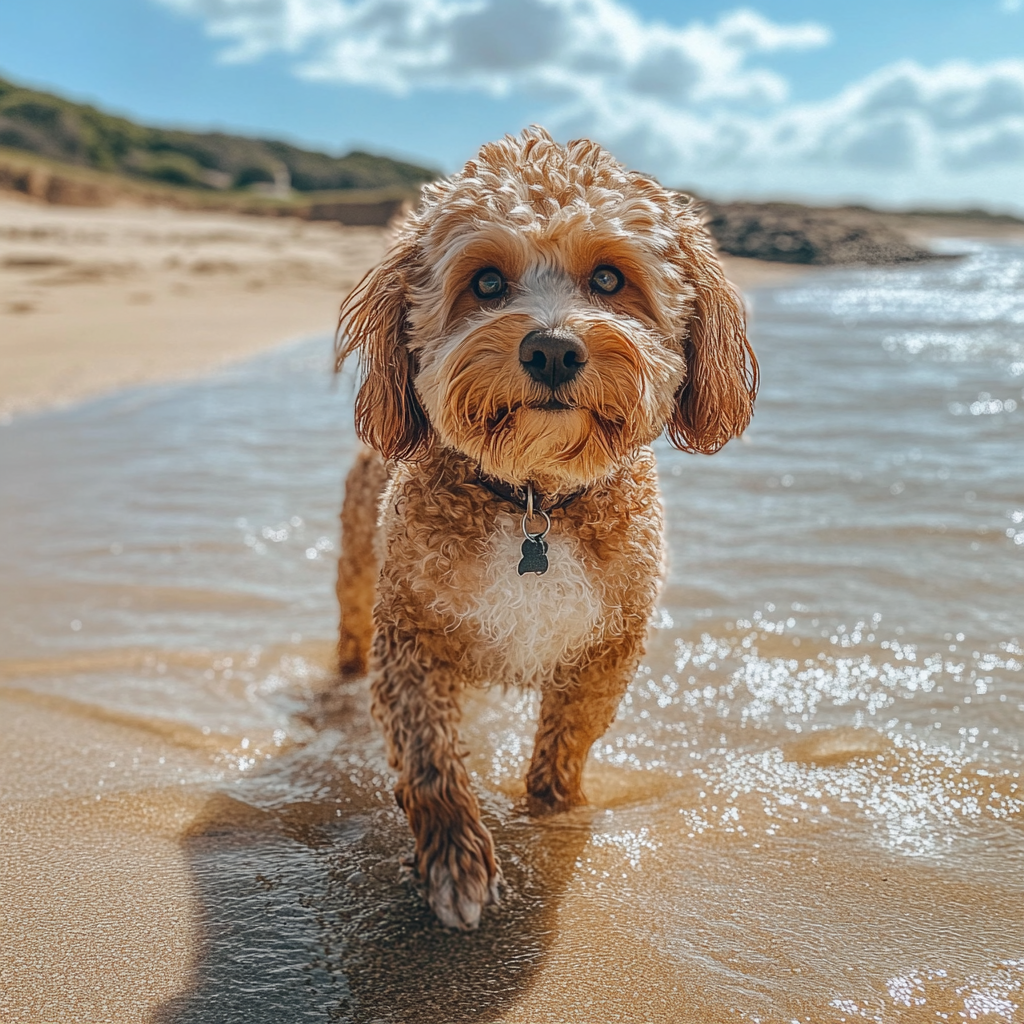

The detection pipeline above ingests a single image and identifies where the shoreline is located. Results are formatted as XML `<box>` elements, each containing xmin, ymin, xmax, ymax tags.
<box><xmin>3</xmin><ymin>194</ymin><xmax>1022</xmax><ymax>422</ymax></box>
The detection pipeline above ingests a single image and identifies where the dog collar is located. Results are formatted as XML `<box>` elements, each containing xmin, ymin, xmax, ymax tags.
<box><xmin>474</xmin><ymin>472</ymin><xmax>584</xmax><ymax>577</ymax></box>
<box><xmin>473</xmin><ymin>472</ymin><xmax>584</xmax><ymax>514</ymax></box>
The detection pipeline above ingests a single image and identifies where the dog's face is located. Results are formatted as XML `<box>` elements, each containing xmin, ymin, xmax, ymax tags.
<box><xmin>338</xmin><ymin>129</ymin><xmax>757</xmax><ymax>490</ymax></box>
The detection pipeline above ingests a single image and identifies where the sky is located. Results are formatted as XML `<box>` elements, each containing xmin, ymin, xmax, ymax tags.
<box><xmin>1</xmin><ymin>0</ymin><xmax>1023</xmax><ymax>210</ymax></box>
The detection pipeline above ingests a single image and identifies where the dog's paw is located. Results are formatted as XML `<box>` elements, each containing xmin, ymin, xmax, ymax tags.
<box><xmin>398</xmin><ymin>850</ymin><xmax>418</xmax><ymax>884</ymax></box>
<box><xmin>524</xmin><ymin>780</ymin><xmax>586</xmax><ymax>817</ymax></box>
<box><xmin>426</xmin><ymin>857</ymin><xmax>503</xmax><ymax>931</ymax></box>
<box><xmin>525</xmin><ymin>791</ymin><xmax>570</xmax><ymax>817</ymax></box>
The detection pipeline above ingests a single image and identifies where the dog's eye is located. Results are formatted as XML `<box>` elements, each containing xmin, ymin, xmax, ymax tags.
<box><xmin>471</xmin><ymin>268</ymin><xmax>507</xmax><ymax>299</ymax></box>
<box><xmin>590</xmin><ymin>265</ymin><xmax>624</xmax><ymax>295</ymax></box>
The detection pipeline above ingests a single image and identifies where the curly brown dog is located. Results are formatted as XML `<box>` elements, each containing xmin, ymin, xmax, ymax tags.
<box><xmin>335</xmin><ymin>127</ymin><xmax>757</xmax><ymax>930</ymax></box>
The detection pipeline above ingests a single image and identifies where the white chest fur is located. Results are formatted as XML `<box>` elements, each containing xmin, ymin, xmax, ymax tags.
<box><xmin>432</xmin><ymin>514</ymin><xmax>604</xmax><ymax>686</ymax></box>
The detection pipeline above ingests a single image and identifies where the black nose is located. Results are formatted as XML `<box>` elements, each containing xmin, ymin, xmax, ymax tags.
<box><xmin>518</xmin><ymin>331</ymin><xmax>588</xmax><ymax>389</ymax></box>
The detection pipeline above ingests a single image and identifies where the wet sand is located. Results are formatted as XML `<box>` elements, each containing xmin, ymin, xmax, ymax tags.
<box><xmin>2</xmin><ymin>697</ymin><xmax>209</xmax><ymax>1019</ymax></box>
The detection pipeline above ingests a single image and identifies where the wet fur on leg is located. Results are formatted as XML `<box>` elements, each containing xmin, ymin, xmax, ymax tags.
<box><xmin>335</xmin><ymin>128</ymin><xmax>757</xmax><ymax>929</ymax></box>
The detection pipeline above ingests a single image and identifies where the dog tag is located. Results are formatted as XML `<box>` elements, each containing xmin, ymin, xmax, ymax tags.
<box><xmin>518</xmin><ymin>536</ymin><xmax>549</xmax><ymax>575</ymax></box>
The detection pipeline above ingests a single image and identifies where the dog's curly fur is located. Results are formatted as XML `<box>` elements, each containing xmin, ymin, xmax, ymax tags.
<box><xmin>335</xmin><ymin>128</ymin><xmax>757</xmax><ymax>930</ymax></box>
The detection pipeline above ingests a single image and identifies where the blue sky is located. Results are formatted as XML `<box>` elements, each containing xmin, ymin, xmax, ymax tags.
<box><xmin>1</xmin><ymin>0</ymin><xmax>1023</xmax><ymax>209</ymax></box>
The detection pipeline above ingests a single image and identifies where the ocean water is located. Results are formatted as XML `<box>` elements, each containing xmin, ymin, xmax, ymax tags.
<box><xmin>1</xmin><ymin>241</ymin><xmax>1023</xmax><ymax>1023</ymax></box>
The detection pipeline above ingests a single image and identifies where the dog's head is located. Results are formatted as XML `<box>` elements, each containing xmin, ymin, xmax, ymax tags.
<box><xmin>337</xmin><ymin>127</ymin><xmax>757</xmax><ymax>490</ymax></box>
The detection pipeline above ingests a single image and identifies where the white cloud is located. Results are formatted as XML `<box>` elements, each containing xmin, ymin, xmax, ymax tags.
<box><xmin>155</xmin><ymin>0</ymin><xmax>1024</xmax><ymax>206</ymax></box>
<box><xmin>552</xmin><ymin>57</ymin><xmax>1024</xmax><ymax>194</ymax></box>
<box><xmin>155</xmin><ymin>0</ymin><xmax>830</xmax><ymax>102</ymax></box>
<box><xmin>763</xmin><ymin>60</ymin><xmax>1024</xmax><ymax>170</ymax></box>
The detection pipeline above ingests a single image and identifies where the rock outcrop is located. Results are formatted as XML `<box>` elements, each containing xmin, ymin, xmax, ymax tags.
<box><xmin>701</xmin><ymin>200</ymin><xmax>937</xmax><ymax>265</ymax></box>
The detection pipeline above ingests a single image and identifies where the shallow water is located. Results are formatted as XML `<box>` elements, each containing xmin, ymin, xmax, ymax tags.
<box><xmin>1</xmin><ymin>242</ymin><xmax>1023</xmax><ymax>1023</ymax></box>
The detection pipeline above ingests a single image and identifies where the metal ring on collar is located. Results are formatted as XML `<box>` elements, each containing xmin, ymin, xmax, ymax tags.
<box><xmin>522</xmin><ymin>508</ymin><xmax>551</xmax><ymax>541</ymax></box>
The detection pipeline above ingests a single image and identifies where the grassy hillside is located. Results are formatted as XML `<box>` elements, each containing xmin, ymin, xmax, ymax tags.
<box><xmin>0</xmin><ymin>73</ymin><xmax>437</xmax><ymax>194</ymax></box>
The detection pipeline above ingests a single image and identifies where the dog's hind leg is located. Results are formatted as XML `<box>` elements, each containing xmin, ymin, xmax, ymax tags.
<box><xmin>336</xmin><ymin>447</ymin><xmax>389</xmax><ymax>677</ymax></box>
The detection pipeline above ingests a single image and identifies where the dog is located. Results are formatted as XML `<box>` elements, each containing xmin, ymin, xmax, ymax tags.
<box><xmin>334</xmin><ymin>127</ymin><xmax>757</xmax><ymax>930</ymax></box>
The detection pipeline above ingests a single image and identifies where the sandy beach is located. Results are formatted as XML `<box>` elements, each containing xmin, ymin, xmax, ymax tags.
<box><xmin>0</xmin><ymin>194</ymin><xmax>392</xmax><ymax>420</ymax></box>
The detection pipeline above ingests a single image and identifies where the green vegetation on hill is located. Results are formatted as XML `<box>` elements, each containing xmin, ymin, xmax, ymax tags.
<box><xmin>0</xmin><ymin>73</ymin><xmax>437</xmax><ymax>193</ymax></box>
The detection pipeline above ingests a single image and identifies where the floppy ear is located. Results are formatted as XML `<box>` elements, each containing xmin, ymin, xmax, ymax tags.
<box><xmin>667</xmin><ymin>214</ymin><xmax>759</xmax><ymax>455</ymax></box>
<box><xmin>335</xmin><ymin>237</ymin><xmax>431</xmax><ymax>461</ymax></box>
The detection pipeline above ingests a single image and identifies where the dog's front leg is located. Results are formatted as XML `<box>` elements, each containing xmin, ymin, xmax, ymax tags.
<box><xmin>526</xmin><ymin>642</ymin><xmax>641</xmax><ymax>815</ymax></box>
<box><xmin>371</xmin><ymin>655</ymin><xmax>502</xmax><ymax>930</ymax></box>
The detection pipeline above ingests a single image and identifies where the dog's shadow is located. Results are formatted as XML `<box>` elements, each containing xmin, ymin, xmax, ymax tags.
<box><xmin>153</xmin><ymin>680</ymin><xmax>591</xmax><ymax>1024</ymax></box>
